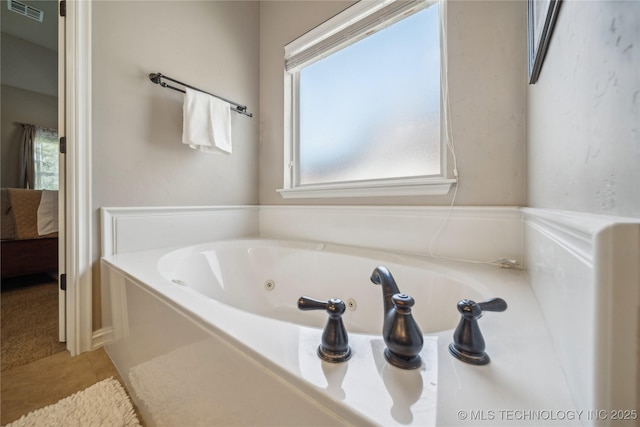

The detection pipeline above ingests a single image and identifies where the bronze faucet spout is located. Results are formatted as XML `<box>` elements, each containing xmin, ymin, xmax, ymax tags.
<box><xmin>370</xmin><ymin>266</ymin><xmax>400</xmax><ymax>318</ymax></box>
<box><xmin>370</xmin><ymin>266</ymin><xmax>423</xmax><ymax>369</ymax></box>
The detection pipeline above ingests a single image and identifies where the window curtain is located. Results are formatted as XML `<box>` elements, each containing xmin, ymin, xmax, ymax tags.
<box><xmin>18</xmin><ymin>124</ymin><xmax>59</xmax><ymax>190</ymax></box>
<box><xmin>19</xmin><ymin>124</ymin><xmax>36</xmax><ymax>188</ymax></box>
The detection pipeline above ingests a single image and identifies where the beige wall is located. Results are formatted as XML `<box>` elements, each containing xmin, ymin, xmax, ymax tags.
<box><xmin>258</xmin><ymin>0</ymin><xmax>527</xmax><ymax>206</ymax></box>
<box><xmin>527</xmin><ymin>0</ymin><xmax>640</xmax><ymax>217</ymax></box>
<box><xmin>92</xmin><ymin>1</ymin><xmax>259</xmax><ymax>209</ymax></box>
<box><xmin>1</xmin><ymin>85</ymin><xmax>57</xmax><ymax>188</ymax></box>
<box><xmin>91</xmin><ymin>1</ymin><xmax>260</xmax><ymax>326</ymax></box>
<box><xmin>1</xmin><ymin>32</ymin><xmax>58</xmax><ymax>189</ymax></box>
<box><xmin>527</xmin><ymin>1</ymin><xmax>640</xmax><ymax>409</ymax></box>
<box><xmin>1</xmin><ymin>33</ymin><xmax>57</xmax><ymax>97</ymax></box>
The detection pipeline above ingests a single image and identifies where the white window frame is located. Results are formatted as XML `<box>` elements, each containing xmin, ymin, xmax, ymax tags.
<box><xmin>278</xmin><ymin>0</ymin><xmax>456</xmax><ymax>199</ymax></box>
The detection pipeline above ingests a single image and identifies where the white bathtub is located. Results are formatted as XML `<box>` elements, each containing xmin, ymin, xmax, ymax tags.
<box><xmin>157</xmin><ymin>239</ymin><xmax>485</xmax><ymax>335</ymax></box>
<box><xmin>102</xmin><ymin>238</ymin><xmax>577</xmax><ymax>426</ymax></box>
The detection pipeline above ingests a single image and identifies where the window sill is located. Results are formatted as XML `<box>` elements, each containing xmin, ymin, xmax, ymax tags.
<box><xmin>277</xmin><ymin>178</ymin><xmax>456</xmax><ymax>199</ymax></box>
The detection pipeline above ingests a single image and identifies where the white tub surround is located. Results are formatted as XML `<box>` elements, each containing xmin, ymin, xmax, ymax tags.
<box><xmin>523</xmin><ymin>208</ymin><xmax>640</xmax><ymax>422</ymax></box>
<box><xmin>100</xmin><ymin>204</ymin><xmax>523</xmax><ymax>268</ymax></box>
<box><xmin>99</xmin><ymin>205</ymin><xmax>522</xmax><ymax>349</ymax></box>
<box><xmin>99</xmin><ymin>206</ymin><xmax>258</xmax><ymax>345</ymax></box>
<box><xmin>100</xmin><ymin>205</ymin><xmax>640</xmax><ymax>426</ymax></box>
<box><xmin>101</xmin><ymin>206</ymin><xmax>259</xmax><ymax>256</ymax></box>
<box><xmin>259</xmin><ymin>205</ymin><xmax>523</xmax><ymax>265</ymax></box>
<box><xmin>100</xmin><ymin>206</ymin><xmax>576</xmax><ymax>426</ymax></box>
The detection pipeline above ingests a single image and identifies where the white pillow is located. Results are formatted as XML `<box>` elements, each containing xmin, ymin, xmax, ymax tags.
<box><xmin>37</xmin><ymin>190</ymin><xmax>58</xmax><ymax>235</ymax></box>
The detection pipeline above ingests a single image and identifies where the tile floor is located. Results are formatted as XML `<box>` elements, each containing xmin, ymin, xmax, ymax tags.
<box><xmin>1</xmin><ymin>347</ymin><xmax>144</xmax><ymax>425</ymax></box>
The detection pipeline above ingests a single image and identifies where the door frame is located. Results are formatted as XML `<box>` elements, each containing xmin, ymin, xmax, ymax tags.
<box><xmin>58</xmin><ymin>0</ymin><xmax>66</xmax><ymax>342</ymax></box>
<box><xmin>62</xmin><ymin>0</ymin><xmax>93</xmax><ymax>356</ymax></box>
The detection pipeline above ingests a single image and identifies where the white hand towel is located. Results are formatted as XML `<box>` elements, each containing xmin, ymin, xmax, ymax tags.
<box><xmin>182</xmin><ymin>88</ymin><xmax>232</xmax><ymax>154</ymax></box>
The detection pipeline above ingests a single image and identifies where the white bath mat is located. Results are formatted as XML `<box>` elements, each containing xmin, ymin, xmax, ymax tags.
<box><xmin>5</xmin><ymin>377</ymin><xmax>141</xmax><ymax>427</ymax></box>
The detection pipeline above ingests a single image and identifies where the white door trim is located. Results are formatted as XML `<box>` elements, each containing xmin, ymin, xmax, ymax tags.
<box><xmin>58</xmin><ymin>0</ymin><xmax>67</xmax><ymax>342</ymax></box>
<box><xmin>64</xmin><ymin>0</ymin><xmax>93</xmax><ymax>356</ymax></box>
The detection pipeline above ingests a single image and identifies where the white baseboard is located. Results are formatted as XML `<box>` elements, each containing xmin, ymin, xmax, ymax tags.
<box><xmin>91</xmin><ymin>326</ymin><xmax>114</xmax><ymax>350</ymax></box>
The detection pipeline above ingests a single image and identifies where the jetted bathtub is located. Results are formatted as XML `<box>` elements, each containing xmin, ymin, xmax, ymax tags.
<box><xmin>101</xmin><ymin>238</ymin><xmax>577</xmax><ymax>426</ymax></box>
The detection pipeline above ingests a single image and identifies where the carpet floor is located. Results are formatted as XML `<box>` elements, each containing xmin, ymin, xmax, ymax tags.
<box><xmin>1</xmin><ymin>274</ymin><xmax>67</xmax><ymax>371</ymax></box>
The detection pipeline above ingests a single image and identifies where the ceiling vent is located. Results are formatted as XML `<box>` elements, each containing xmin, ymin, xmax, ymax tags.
<box><xmin>7</xmin><ymin>0</ymin><xmax>44</xmax><ymax>23</ymax></box>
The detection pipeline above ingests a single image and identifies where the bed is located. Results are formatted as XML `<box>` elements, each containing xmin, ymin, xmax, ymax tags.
<box><xmin>1</xmin><ymin>188</ymin><xmax>59</xmax><ymax>278</ymax></box>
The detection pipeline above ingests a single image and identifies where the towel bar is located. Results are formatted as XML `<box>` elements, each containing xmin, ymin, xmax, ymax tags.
<box><xmin>149</xmin><ymin>72</ymin><xmax>253</xmax><ymax>117</ymax></box>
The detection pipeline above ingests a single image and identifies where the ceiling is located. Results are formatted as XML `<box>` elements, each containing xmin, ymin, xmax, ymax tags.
<box><xmin>1</xmin><ymin>0</ymin><xmax>58</xmax><ymax>51</ymax></box>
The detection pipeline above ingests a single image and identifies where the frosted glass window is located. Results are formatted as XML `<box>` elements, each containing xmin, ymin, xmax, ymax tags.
<box><xmin>297</xmin><ymin>4</ymin><xmax>440</xmax><ymax>186</ymax></box>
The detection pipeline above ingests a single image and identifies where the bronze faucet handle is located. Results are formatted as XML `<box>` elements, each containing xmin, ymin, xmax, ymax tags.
<box><xmin>449</xmin><ymin>297</ymin><xmax>508</xmax><ymax>365</ymax></box>
<box><xmin>298</xmin><ymin>296</ymin><xmax>352</xmax><ymax>363</ymax></box>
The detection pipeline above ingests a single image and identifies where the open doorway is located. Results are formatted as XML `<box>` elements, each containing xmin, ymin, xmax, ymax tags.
<box><xmin>1</xmin><ymin>0</ymin><xmax>66</xmax><ymax>368</ymax></box>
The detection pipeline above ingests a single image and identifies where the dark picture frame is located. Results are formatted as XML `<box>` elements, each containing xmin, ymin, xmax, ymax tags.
<box><xmin>528</xmin><ymin>0</ymin><xmax>563</xmax><ymax>84</ymax></box>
